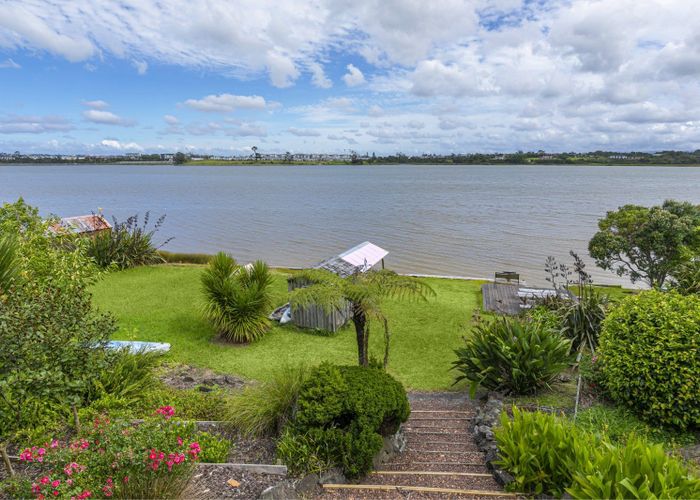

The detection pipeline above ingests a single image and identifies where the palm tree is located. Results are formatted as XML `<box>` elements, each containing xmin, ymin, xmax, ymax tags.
<box><xmin>201</xmin><ymin>252</ymin><xmax>274</xmax><ymax>343</ymax></box>
<box><xmin>0</xmin><ymin>235</ymin><xmax>19</xmax><ymax>293</ymax></box>
<box><xmin>289</xmin><ymin>268</ymin><xmax>434</xmax><ymax>367</ymax></box>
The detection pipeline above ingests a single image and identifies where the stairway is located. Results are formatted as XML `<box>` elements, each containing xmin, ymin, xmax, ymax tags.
<box><xmin>321</xmin><ymin>393</ymin><xmax>514</xmax><ymax>499</ymax></box>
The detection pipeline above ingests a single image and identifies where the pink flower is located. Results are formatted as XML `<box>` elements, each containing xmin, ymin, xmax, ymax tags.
<box><xmin>19</xmin><ymin>448</ymin><xmax>33</xmax><ymax>462</ymax></box>
<box><xmin>51</xmin><ymin>480</ymin><xmax>60</xmax><ymax>488</ymax></box>
<box><xmin>67</xmin><ymin>479</ymin><xmax>73</xmax><ymax>486</ymax></box>
<box><xmin>38</xmin><ymin>448</ymin><xmax>46</xmax><ymax>456</ymax></box>
<box><xmin>31</xmin><ymin>484</ymin><xmax>41</xmax><ymax>494</ymax></box>
<box><xmin>50</xmin><ymin>440</ymin><xmax>59</xmax><ymax>449</ymax></box>
<box><xmin>123</xmin><ymin>476</ymin><xmax>129</xmax><ymax>484</ymax></box>
<box><xmin>52</xmin><ymin>490</ymin><xmax>59</xmax><ymax>497</ymax></box>
<box><xmin>150</xmin><ymin>461</ymin><xmax>159</xmax><ymax>471</ymax></box>
<box><xmin>148</xmin><ymin>449</ymin><xmax>157</xmax><ymax>460</ymax></box>
<box><xmin>177</xmin><ymin>436</ymin><xmax>183</xmax><ymax>446</ymax></box>
<box><xmin>40</xmin><ymin>476</ymin><xmax>50</xmax><ymax>485</ymax></box>
<box><xmin>155</xmin><ymin>405</ymin><xmax>175</xmax><ymax>419</ymax></box>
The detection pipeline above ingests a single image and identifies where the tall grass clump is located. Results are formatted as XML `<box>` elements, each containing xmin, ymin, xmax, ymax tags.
<box><xmin>88</xmin><ymin>212</ymin><xmax>171</xmax><ymax>270</ymax></box>
<box><xmin>226</xmin><ymin>364</ymin><xmax>310</xmax><ymax>437</ymax></box>
<box><xmin>201</xmin><ymin>252</ymin><xmax>274</xmax><ymax>343</ymax></box>
<box><xmin>86</xmin><ymin>349</ymin><xmax>163</xmax><ymax>406</ymax></box>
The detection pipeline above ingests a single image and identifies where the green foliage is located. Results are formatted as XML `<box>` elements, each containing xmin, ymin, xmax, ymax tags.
<box><xmin>158</xmin><ymin>250</ymin><xmax>212</xmax><ymax>264</ymax></box>
<box><xmin>567</xmin><ymin>435</ymin><xmax>700</xmax><ymax>499</ymax></box>
<box><xmin>196</xmin><ymin>431</ymin><xmax>232</xmax><ymax>463</ymax></box>
<box><xmin>588</xmin><ymin>200</ymin><xmax>700</xmax><ymax>288</ymax></box>
<box><xmin>598</xmin><ymin>290</ymin><xmax>700</xmax><ymax>429</ymax></box>
<box><xmin>575</xmin><ymin>405</ymin><xmax>696</xmax><ymax>449</ymax></box>
<box><xmin>201</xmin><ymin>252</ymin><xmax>274</xmax><ymax>343</ymax></box>
<box><xmin>669</xmin><ymin>259</ymin><xmax>700</xmax><ymax>295</ymax></box>
<box><xmin>87</xmin><ymin>212</ymin><xmax>169</xmax><ymax>270</ymax></box>
<box><xmin>560</xmin><ymin>287</ymin><xmax>608</xmax><ymax>353</ymax></box>
<box><xmin>452</xmin><ymin>317</ymin><xmax>572</xmax><ymax>396</ymax></box>
<box><xmin>17</xmin><ymin>412</ymin><xmax>202</xmax><ymax>499</ymax></box>
<box><xmin>289</xmin><ymin>268</ymin><xmax>434</xmax><ymax>367</ymax></box>
<box><xmin>278</xmin><ymin>364</ymin><xmax>409</xmax><ymax>478</ymax></box>
<box><xmin>85</xmin><ymin>350</ymin><xmax>162</xmax><ymax>406</ymax></box>
<box><xmin>0</xmin><ymin>234</ymin><xmax>19</xmax><ymax>293</ymax></box>
<box><xmin>495</xmin><ymin>407</ymin><xmax>592</xmax><ymax>496</ymax></box>
<box><xmin>226</xmin><ymin>364</ymin><xmax>309</xmax><ymax>437</ymax></box>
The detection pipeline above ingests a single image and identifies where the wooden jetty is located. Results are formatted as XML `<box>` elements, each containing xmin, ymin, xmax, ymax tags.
<box><xmin>482</xmin><ymin>282</ymin><xmax>522</xmax><ymax>315</ymax></box>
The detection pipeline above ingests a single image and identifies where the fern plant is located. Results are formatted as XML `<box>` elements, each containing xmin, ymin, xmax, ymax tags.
<box><xmin>201</xmin><ymin>252</ymin><xmax>274</xmax><ymax>343</ymax></box>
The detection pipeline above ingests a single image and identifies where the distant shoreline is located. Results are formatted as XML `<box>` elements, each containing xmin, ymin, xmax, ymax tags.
<box><xmin>3</xmin><ymin>160</ymin><xmax>700</xmax><ymax>167</ymax></box>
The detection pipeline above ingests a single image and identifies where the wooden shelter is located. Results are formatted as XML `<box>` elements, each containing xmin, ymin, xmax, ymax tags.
<box><xmin>287</xmin><ymin>242</ymin><xmax>388</xmax><ymax>332</ymax></box>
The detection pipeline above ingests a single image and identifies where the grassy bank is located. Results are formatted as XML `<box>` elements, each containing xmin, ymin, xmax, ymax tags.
<box><xmin>92</xmin><ymin>265</ymin><xmax>482</xmax><ymax>390</ymax></box>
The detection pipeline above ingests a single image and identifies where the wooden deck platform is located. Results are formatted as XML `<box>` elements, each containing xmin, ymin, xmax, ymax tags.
<box><xmin>481</xmin><ymin>282</ymin><xmax>522</xmax><ymax>315</ymax></box>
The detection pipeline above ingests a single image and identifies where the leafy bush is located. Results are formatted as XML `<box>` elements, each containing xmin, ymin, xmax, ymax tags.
<box><xmin>201</xmin><ymin>252</ymin><xmax>274</xmax><ymax>343</ymax></box>
<box><xmin>0</xmin><ymin>234</ymin><xmax>19</xmax><ymax>292</ymax></box>
<box><xmin>85</xmin><ymin>350</ymin><xmax>162</xmax><ymax>406</ymax></box>
<box><xmin>196</xmin><ymin>431</ymin><xmax>232</xmax><ymax>463</ymax></box>
<box><xmin>495</xmin><ymin>407</ymin><xmax>592</xmax><ymax>497</ymax></box>
<box><xmin>87</xmin><ymin>212</ymin><xmax>171</xmax><ymax>270</ymax></box>
<box><xmin>567</xmin><ymin>435</ymin><xmax>700</xmax><ymax>499</ymax></box>
<box><xmin>227</xmin><ymin>364</ymin><xmax>309</xmax><ymax>437</ymax></box>
<box><xmin>278</xmin><ymin>364</ymin><xmax>409</xmax><ymax>478</ymax></box>
<box><xmin>669</xmin><ymin>259</ymin><xmax>700</xmax><ymax>295</ymax></box>
<box><xmin>452</xmin><ymin>317</ymin><xmax>572</xmax><ymax>396</ymax></box>
<box><xmin>598</xmin><ymin>290</ymin><xmax>700</xmax><ymax>429</ymax></box>
<box><xmin>17</xmin><ymin>409</ymin><xmax>202</xmax><ymax>499</ymax></box>
<box><xmin>575</xmin><ymin>404</ymin><xmax>696</xmax><ymax>448</ymax></box>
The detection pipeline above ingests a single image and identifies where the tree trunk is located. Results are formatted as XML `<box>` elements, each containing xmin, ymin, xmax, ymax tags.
<box><xmin>0</xmin><ymin>443</ymin><xmax>14</xmax><ymax>477</ymax></box>
<box><xmin>352</xmin><ymin>304</ymin><xmax>368</xmax><ymax>366</ymax></box>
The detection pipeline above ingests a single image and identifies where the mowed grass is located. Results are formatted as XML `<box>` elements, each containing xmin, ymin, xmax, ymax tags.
<box><xmin>92</xmin><ymin>265</ymin><xmax>482</xmax><ymax>390</ymax></box>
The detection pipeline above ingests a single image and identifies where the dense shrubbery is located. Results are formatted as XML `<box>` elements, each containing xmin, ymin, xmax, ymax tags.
<box><xmin>277</xmin><ymin>364</ymin><xmax>409</xmax><ymax>478</ymax></box>
<box><xmin>495</xmin><ymin>407</ymin><xmax>591</xmax><ymax>496</ymax></box>
<box><xmin>227</xmin><ymin>364</ymin><xmax>309</xmax><ymax>437</ymax></box>
<box><xmin>568</xmin><ymin>436</ymin><xmax>700</xmax><ymax>499</ymax></box>
<box><xmin>14</xmin><ymin>409</ymin><xmax>207</xmax><ymax>499</ymax></box>
<box><xmin>598</xmin><ymin>290</ymin><xmax>700</xmax><ymax>429</ymax></box>
<box><xmin>158</xmin><ymin>250</ymin><xmax>212</xmax><ymax>265</ymax></box>
<box><xmin>669</xmin><ymin>259</ymin><xmax>700</xmax><ymax>295</ymax></box>
<box><xmin>87</xmin><ymin>212</ymin><xmax>170</xmax><ymax>270</ymax></box>
<box><xmin>201</xmin><ymin>252</ymin><xmax>274</xmax><ymax>343</ymax></box>
<box><xmin>452</xmin><ymin>317</ymin><xmax>572</xmax><ymax>396</ymax></box>
<box><xmin>496</xmin><ymin>408</ymin><xmax>700</xmax><ymax>499</ymax></box>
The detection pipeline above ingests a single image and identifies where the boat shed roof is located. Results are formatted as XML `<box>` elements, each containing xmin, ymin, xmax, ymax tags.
<box><xmin>50</xmin><ymin>214</ymin><xmax>112</xmax><ymax>234</ymax></box>
<box><xmin>316</xmin><ymin>241</ymin><xmax>388</xmax><ymax>278</ymax></box>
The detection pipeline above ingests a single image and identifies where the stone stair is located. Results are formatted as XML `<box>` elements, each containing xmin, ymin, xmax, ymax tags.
<box><xmin>320</xmin><ymin>393</ymin><xmax>514</xmax><ymax>499</ymax></box>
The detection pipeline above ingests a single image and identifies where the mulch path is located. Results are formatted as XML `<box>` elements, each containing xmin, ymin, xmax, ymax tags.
<box><xmin>158</xmin><ymin>363</ymin><xmax>246</xmax><ymax>392</ymax></box>
<box><xmin>184</xmin><ymin>466</ymin><xmax>282</xmax><ymax>499</ymax></box>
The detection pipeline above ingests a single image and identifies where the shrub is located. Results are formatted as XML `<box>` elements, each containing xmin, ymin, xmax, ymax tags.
<box><xmin>567</xmin><ymin>435</ymin><xmax>700</xmax><ymax>499</ymax></box>
<box><xmin>85</xmin><ymin>350</ymin><xmax>162</xmax><ymax>406</ymax></box>
<box><xmin>17</xmin><ymin>409</ymin><xmax>202</xmax><ymax>499</ymax></box>
<box><xmin>158</xmin><ymin>250</ymin><xmax>212</xmax><ymax>265</ymax></box>
<box><xmin>598</xmin><ymin>290</ymin><xmax>700</xmax><ymax>429</ymax></box>
<box><xmin>278</xmin><ymin>364</ymin><xmax>409</xmax><ymax>478</ymax></box>
<box><xmin>227</xmin><ymin>364</ymin><xmax>309</xmax><ymax>437</ymax></box>
<box><xmin>87</xmin><ymin>212</ymin><xmax>171</xmax><ymax>270</ymax></box>
<box><xmin>452</xmin><ymin>317</ymin><xmax>572</xmax><ymax>396</ymax></box>
<box><xmin>575</xmin><ymin>404</ymin><xmax>696</xmax><ymax>448</ymax></box>
<box><xmin>669</xmin><ymin>259</ymin><xmax>700</xmax><ymax>295</ymax></box>
<box><xmin>0</xmin><ymin>234</ymin><xmax>19</xmax><ymax>292</ymax></box>
<box><xmin>559</xmin><ymin>287</ymin><xmax>608</xmax><ymax>353</ymax></box>
<box><xmin>196</xmin><ymin>432</ymin><xmax>232</xmax><ymax>463</ymax></box>
<box><xmin>495</xmin><ymin>407</ymin><xmax>592</xmax><ymax>497</ymax></box>
<box><xmin>201</xmin><ymin>252</ymin><xmax>274</xmax><ymax>343</ymax></box>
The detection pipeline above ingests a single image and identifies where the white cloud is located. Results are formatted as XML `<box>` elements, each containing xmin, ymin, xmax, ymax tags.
<box><xmin>308</xmin><ymin>62</ymin><xmax>332</xmax><ymax>88</ymax></box>
<box><xmin>163</xmin><ymin>114</ymin><xmax>179</xmax><ymax>124</ymax></box>
<box><xmin>0</xmin><ymin>58</ymin><xmax>20</xmax><ymax>68</ymax></box>
<box><xmin>266</xmin><ymin>51</ymin><xmax>299</xmax><ymax>88</ymax></box>
<box><xmin>82</xmin><ymin>100</ymin><xmax>109</xmax><ymax>110</ymax></box>
<box><xmin>82</xmin><ymin>110</ymin><xmax>135</xmax><ymax>126</ymax></box>
<box><xmin>100</xmin><ymin>139</ymin><xmax>143</xmax><ymax>151</ymax></box>
<box><xmin>342</xmin><ymin>64</ymin><xmax>365</xmax><ymax>87</ymax></box>
<box><xmin>132</xmin><ymin>59</ymin><xmax>148</xmax><ymax>75</ymax></box>
<box><xmin>184</xmin><ymin>93</ymin><xmax>268</xmax><ymax>113</ymax></box>
<box><xmin>288</xmin><ymin>127</ymin><xmax>322</xmax><ymax>137</ymax></box>
<box><xmin>0</xmin><ymin>114</ymin><xmax>73</xmax><ymax>134</ymax></box>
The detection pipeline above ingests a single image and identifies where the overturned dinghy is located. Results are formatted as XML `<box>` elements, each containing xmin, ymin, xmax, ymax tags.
<box><xmin>106</xmin><ymin>340</ymin><xmax>171</xmax><ymax>353</ymax></box>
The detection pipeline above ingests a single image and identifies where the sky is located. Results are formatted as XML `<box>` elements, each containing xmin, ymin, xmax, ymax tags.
<box><xmin>1</xmin><ymin>0</ymin><xmax>699</xmax><ymax>156</ymax></box>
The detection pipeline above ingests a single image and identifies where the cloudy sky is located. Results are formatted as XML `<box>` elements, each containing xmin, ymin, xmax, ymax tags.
<box><xmin>1</xmin><ymin>0</ymin><xmax>699</xmax><ymax>155</ymax></box>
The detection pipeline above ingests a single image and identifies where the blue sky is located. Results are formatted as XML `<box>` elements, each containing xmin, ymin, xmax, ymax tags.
<box><xmin>1</xmin><ymin>0</ymin><xmax>699</xmax><ymax>155</ymax></box>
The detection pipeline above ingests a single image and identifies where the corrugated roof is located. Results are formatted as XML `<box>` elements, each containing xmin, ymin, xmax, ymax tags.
<box><xmin>316</xmin><ymin>241</ymin><xmax>388</xmax><ymax>277</ymax></box>
<box><xmin>50</xmin><ymin>214</ymin><xmax>112</xmax><ymax>234</ymax></box>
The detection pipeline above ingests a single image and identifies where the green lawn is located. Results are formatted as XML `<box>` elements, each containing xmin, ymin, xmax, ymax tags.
<box><xmin>92</xmin><ymin>265</ymin><xmax>483</xmax><ymax>390</ymax></box>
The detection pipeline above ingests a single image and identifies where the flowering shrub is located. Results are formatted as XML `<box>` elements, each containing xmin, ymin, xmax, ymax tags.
<box><xmin>19</xmin><ymin>408</ymin><xmax>201</xmax><ymax>499</ymax></box>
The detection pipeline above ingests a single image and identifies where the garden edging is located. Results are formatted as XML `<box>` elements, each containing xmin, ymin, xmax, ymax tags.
<box><xmin>473</xmin><ymin>392</ymin><xmax>514</xmax><ymax>488</ymax></box>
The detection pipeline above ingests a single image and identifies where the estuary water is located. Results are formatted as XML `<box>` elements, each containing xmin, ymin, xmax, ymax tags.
<box><xmin>2</xmin><ymin>163</ymin><xmax>699</xmax><ymax>286</ymax></box>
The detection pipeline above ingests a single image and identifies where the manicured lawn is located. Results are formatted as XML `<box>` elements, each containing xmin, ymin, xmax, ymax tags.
<box><xmin>92</xmin><ymin>265</ymin><xmax>483</xmax><ymax>390</ymax></box>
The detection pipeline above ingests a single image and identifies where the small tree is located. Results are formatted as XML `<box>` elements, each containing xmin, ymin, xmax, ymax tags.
<box><xmin>173</xmin><ymin>151</ymin><xmax>187</xmax><ymax>165</ymax></box>
<box><xmin>588</xmin><ymin>200</ymin><xmax>700</xmax><ymax>288</ymax></box>
<box><xmin>289</xmin><ymin>269</ymin><xmax>434</xmax><ymax>367</ymax></box>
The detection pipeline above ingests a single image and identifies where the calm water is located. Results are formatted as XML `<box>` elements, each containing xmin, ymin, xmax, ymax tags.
<box><xmin>2</xmin><ymin>164</ymin><xmax>699</xmax><ymax>286</ymax></box>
